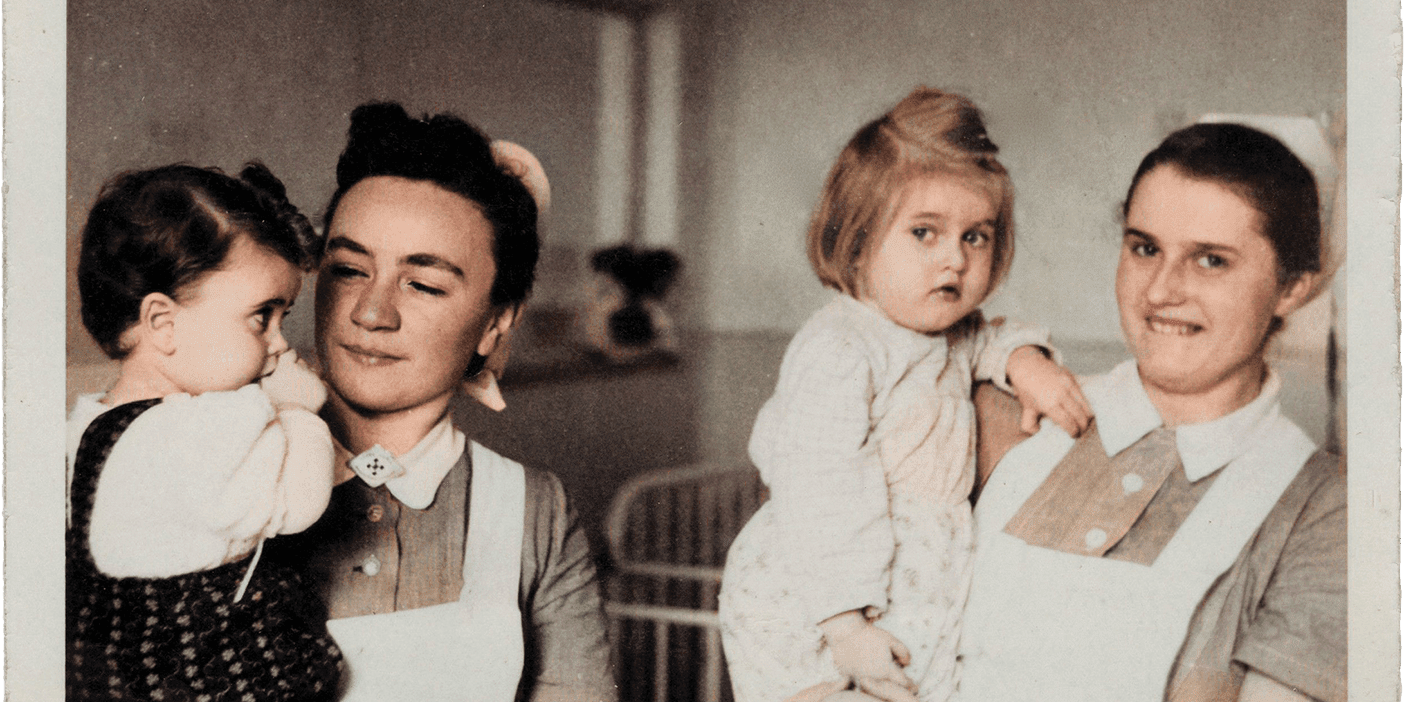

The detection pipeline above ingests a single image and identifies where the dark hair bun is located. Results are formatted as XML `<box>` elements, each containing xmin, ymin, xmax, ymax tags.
<box><xmin>338</xmin><ymin>103</ymin><xmax>498</xmax><ymax>191</ymax></box>
<box><xmin>337</xmin><ymin>103</ymin><xmax>417</xmax><ymax>189</ymax></box>
<box><xmin>324</xmin><ymin>101</ymin><xmax>540</xmax><ymax>307</ymax></box>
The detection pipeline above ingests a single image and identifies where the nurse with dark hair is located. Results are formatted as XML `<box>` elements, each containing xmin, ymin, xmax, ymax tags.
<box><xmin>955</xmin><ymin>123</ymin><xmax>1344</xmax><ymax>702</ymax></box>
<box><xmin>267</xmin><ymin>102</ymin><xmax>616</xmax><ymax>702</ymax></box>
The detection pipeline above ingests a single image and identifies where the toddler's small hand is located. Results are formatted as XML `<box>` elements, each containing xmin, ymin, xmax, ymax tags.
<box><xmin>260</xmin><ymin>351</ymin><xmax>328</xmax><ymax>412</ymax></box>
<box><xmin>854</xmin><ymin>677</ymin><xmax>921</xmax><ymax>702</ymax></box>
<box><xmin>1006</xmin><ymin>346</ymin><xmax>1093</xmax><ymax>437</ymax></box>
<box><xmin>820</xmin><ymin>611</ymin><xmax>917</xmax><ymax>701</ymax></box>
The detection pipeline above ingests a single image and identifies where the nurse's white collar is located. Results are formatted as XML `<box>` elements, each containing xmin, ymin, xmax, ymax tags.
<box><xmin>1085</xmin><ymin>360</ymin><xmax>1284</xmax><ymax>482</ymax></box>
<box><xmin>340</xmin><ymin>415</ymin><xmax>467</xmax><ymax>510</ymax></box>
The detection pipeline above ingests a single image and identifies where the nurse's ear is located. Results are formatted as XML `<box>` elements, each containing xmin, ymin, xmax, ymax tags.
<box><xmin>464</xmin><ymin>304</ymin><xmax>521</xmax><ymax>412</ymax></box>
<box><xmin>138</xmin><ymin>292</ymin><xmax>181</xmax><ymax>356</ymax></box>
<box><xmin>1273</xmin><ymin>271</ymin><xmax>1317</xmax><ymax>318</ymax></box>
<box><xmin>475</xmin><ymin>303</ymin><xmax>520</xmax><ymax>362</ymax></box>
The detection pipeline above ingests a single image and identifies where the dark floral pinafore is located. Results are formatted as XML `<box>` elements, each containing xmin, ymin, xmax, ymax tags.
<box><xmin>67</xmin><ymin>399</ymin><xmax>344</xmax><ymax>701</ymax></box>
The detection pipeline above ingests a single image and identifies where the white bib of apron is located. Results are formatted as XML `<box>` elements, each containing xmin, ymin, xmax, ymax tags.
<box><xmin>958</xmin><ymin>414</ymin><xmax>1314</xmax><ymax>702</ymax></box>
<box><xmin>327</xmin><ymin>442</ymin><xmax>527</xmax><ymax>701</ymax></box>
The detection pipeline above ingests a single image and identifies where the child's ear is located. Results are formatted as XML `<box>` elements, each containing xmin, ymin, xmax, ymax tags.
<box><xmin>139</xmin><ymin>292</ymin><xmax>181</xmax><ymax>355</ymax></box>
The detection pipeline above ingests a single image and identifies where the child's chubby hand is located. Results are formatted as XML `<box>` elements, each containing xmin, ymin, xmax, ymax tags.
<box><xmin>1006</xmin><ymin>345</ymin><xmax>1093</xmax><ymax>437</ymax></box>
<box><xmin>819</xmin><ymin>610</ymin><xmax>920</xmax><ymax>702</ymax></box>
<box><xmin>259</xmin><ymin>351</ymin><xmax>328</xmax><ymax>412</ymax></box>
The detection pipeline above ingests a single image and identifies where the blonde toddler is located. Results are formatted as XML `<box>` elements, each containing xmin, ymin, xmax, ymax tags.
<box><xmin>719</xmin><ymin>88</ymin><xmax>1092</xmax><ymax>702</ymax></box>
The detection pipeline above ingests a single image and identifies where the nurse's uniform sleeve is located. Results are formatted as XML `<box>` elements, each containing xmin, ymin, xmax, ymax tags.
<box><xmin>517</xmin><ymin>468</ymin><xmax>618</xmax><ymax>702</ymax></box>
<box><xmin>1234</xmin><ymin>463</ymin><xmax>1346</xmax><ymax>702</ymax></box>
<box><xmin>970</xmin><ymin>316</ymin><xmax>1057</xmax><ymax>392</ymax></box>
<box><xmin>748</xmin><ymin>327</ymin><xmax>893</xmax><ymax>626</ymax></box>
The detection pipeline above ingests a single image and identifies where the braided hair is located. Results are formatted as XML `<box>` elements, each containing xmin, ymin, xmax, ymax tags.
<box><xmin>77</xmin><ymin>162</ymin><xmax>317</xmax><ymax>359</ymax></box>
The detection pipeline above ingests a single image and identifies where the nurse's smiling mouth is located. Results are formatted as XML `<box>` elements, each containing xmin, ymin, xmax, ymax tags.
<box><xmin>340</xmin><ymin>343</ymin><xmax>405</xmax><ymax>365</ymax></box>
<box><xmin>1145</xmin><ymin>314</ymin><xmax>1203</xmax><ymax>336</ymax></box>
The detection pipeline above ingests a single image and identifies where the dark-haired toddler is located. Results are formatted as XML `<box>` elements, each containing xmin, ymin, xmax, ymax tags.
<box><xmin>66</xmin><ymin>163</ymin><xmax>343</xmax><ymax>700</ymax></box>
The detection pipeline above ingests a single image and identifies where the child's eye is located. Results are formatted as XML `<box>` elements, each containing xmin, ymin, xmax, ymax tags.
<box><xmin>910</xmin><ymin>227</ymin><xmax>931</xmax><ymax>241</ymax></box>
<box><xmin>249</xmin><ymin>307</ymin><xmax>273</xmax><ymax>332</ymax></box>
<box><xmin>407</xmin><ymin>281</ymin><xmax>446</xmax><ymax>297</ymax></box>
<box><xmin>961</xmin><ymin>229</ymin><xmax>991</xmax><ymax>247</ymax></box>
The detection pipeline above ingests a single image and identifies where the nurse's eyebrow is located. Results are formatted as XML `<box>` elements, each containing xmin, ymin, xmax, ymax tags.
<box><xmin>1123</xmin><ymin>228</ymin><xmax>1240</xmax><ymax>254</ymax></box>
<box><xmin>324</xmin><ymin>236</ymin><xmax>368</xmax><ymax>255</ymax></box>
<box><xmin>324</xmin><ymin>236</ymin><xmax>465</xmax><ymax>278</ymax></box>
<box><xmin>402</xmin><ymin>253</ymin><xmax>464</xmax><ymax>278</ymax></box>
<box><xmin>1190</xmin><ymin>241</ymin><xmax>1241</xmax><ymax>255</ymax></box>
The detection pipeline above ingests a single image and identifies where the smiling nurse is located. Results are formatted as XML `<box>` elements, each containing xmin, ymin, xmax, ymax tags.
<box><xmin>1117</xmin><ymin>166</ymin><xmax>1311</xmax><ymax>424</ymax></box>
<box><xmin>956</xmin><ymin>123</ymin><xmax>1344</xmax><ymax>702</ymax></box>
<box><xmin>317</xmin><ymin>175</ymin><xmax>510</xmax><ymax>444</ymax></box>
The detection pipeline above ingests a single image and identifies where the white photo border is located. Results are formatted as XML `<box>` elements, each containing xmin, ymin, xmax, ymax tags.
<box><xmin>4</xmin><ymin>0</ymin><xmax>1398</xmax><ymax>698</ymax></box>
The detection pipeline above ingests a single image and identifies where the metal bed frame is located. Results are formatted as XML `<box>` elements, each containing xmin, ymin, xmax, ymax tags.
<box><xmin>604</xmin><ymin>462</ymin><xmax>767</xmax><ymax>702</ymax></box>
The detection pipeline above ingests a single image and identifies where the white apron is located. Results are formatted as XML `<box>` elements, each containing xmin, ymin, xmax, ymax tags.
<box><xmin>958</xmin><ymin>415</ymin><xmax>1314</xmax><ymax>702</ymax></box>
<box><xmin>327</xmin><ymin>442</ymin><xmax>527</xmax><ymax>701</ymax></box>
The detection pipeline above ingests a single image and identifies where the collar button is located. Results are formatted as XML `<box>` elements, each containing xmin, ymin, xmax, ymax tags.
<box><xmin>357</xmin><ymin>554</ymin><xmax>381</xmax><ymax>577</ymax></box>
<box><xmin>1121</xmin><ymin>473</ymin><xmax>1146</xmax><ymax>495</ymax></box>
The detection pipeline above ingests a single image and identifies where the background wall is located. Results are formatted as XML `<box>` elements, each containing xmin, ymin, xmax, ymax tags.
<box><xmin>68</xmin><ymin>0</ymin><xmax>1347</xmax><ymax>351</ymax></box>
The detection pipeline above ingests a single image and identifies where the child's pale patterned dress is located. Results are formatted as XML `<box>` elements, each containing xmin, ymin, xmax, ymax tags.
<box><xmin>720</xmin><ymin>295</ymin><xmax>1051</xmax><ymax>702</ymax></box>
